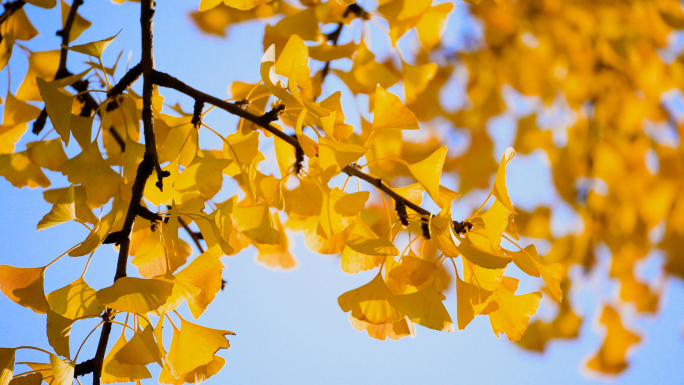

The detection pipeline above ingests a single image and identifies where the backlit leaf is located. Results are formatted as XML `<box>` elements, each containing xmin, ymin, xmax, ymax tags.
<box><xmin>62</xmin><ymin>31</ymin><xmax>120</xmax><ymax>59</ymax></box>
<box><xmin>36</xmin><ymin>185</ymin><xmax>75</xmax><ymax>230</ymax></box>
<box><xmin>407</xmin><ymin>146</ymin><xmax>447</xmax><ymax>203</ymax></box>
<box><xmin>372</xmin><ymin>86</ymin><xmax>420</xmax><ymax>130</ymax></box>
<box><xmin>338</xmin><ymin>272</ymin><xmax>403</xmax><ymax>325</ymax></box>
<box><xmin>0</xmin><ymin>265</ymin><xmax>48</xmax><ymax>314</ymax></box>
<box><xmin>96</xmin><ymin>277</ymin><xmax>173</xmax><ymax>314</ymax></box>
<box><xmin>166</xmin><ymin>317</ymin><xmax>234</xmax><ymax>375</ymax></box>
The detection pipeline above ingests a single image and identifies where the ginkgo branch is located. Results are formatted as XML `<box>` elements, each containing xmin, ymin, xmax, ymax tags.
<box><xmin>91</xmin><ymin>2</ymin><xmax>159</xmax><ymax>382</ymax></box>
<box><xmin>151</xmin><ymin>70</ymin><xmax>476</xmax><ymax>233</ymax></box>
<box><xmin>106</xmin><ymin>62</ymin><xmax>142</xmax><ymax>98</ymax></box>
<box><xmin>320</xmin><ymin>3</ymin><xmax>367</xmax><ymax>82</ymax></box>
<box><xmin>191</xmin><ymin>99</ymin><xmax>204</xmax><ymax>128</ymax></box>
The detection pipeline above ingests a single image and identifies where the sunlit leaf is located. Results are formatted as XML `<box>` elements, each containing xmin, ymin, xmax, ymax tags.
<box><xmin>407</xmin><ymin>146</ymin><xmax>447</xmax><ymax>203</ymax></box>
<box><xmin>372</xmin><ymin>86</ymin><xmax>420</xmax><ymax>130</ymax></box>
<box><xmin>0</xmin><ymin>265</ymin><xmax>48</xmax><ymax>314</ymax></box>
<box><xmin>166</xmin><ymin>317</ymin><xmax>234</xmax><ymax>375</ymax></box>
<box><xmin>339</xmin><ymin>272</ymin><xmax>403</xmax><ymax>325</ymax></box>
<box><xmin>36</xmin><ymin>185</ymin><xmax>75</xmax><ymax>230</ymax></box>
<box><xmin>96</xmin><ymin>277</ymin><xmax>173</xmax><ymax>314</ymax></box>
<box><xmin>46</xmin><ymin>277</ymin><xmax>103</xmax><ymax>319</ymax></box>
<box><xmin>62</xmin><ymin>31</ymin><xmax>120</xmax><ymax>59</ymax></box>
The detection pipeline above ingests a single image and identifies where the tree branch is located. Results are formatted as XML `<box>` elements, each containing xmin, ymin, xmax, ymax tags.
<box><xmin>320</xmin><ymin>3</ymin><xmax>366</xmax><ymax>83</ymax></box>
<box><xmin>107</xmin><ymin>62</ymin><xmax>143</xmax><ymax>98</ymax></box>
<box><xmin>91</xmin><ymin>2</ymin><xmax>159</xmax><ymax>384</ymax></box>
<box><xmin>152</xmin><ymin>70</ymin><xmax>473</xmax><ymax>231</ymax></box>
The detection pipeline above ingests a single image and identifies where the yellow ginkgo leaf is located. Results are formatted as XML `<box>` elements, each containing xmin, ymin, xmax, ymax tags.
<box><xmin>402</xmin><ymin>61</ymin><xmax>438</xmax><ymax>104</ymax></box>
<box><xmin>260</xmin><ymin>45</ymin><xmax>297</xmax><ymax>104</ymax></box>
<box><xmin>114</xmin><ymin>325</ymin><xmax>162</xmax><ymax>366</ymax></box>
<box><xmin>586</xmin><ymin>305</ymin><xmax>642</xmax><ymax>375</ymax></box>
<box><xmin>158</xmin><ymin>355</ymin><xmax>224</xmax><ymax>385</ymax></box>
<box><xmin>8</xmin><ymin>372</ymin><xmax>42</xmax><ymax>385</ymax></box>
<box><xmin>25</xmin><ymin>0</ymin><xmax>57</xmax><ymax>8</ymax></box>
<box><xmin>46</xmin><ymin>311</ymin><xmax>72</xmax><ymax>358</ymax></box>
<box><xmin>0</xmin><ymin>348</ymin><xmax>15</xmax><ymax>385</ymax></box>
<box><xmin>318</xmin><ymin>189</ymin><xmax>369</xmax><ymax>239</ymax></box>
<box><xmin>275</xmin><ymin>34</ymin><xmax>311</xmax><ymax>90</ymax></box>
<box><xmin>338</xmin><ymin>272</ymin><xmax>403</xmax><ymax>325</ymax></box>
<box><xmin>166</xmin><ymin>317</ymin><xmax>234</xmax><ymax>375</ymax></box>
<box><xmin>233</xmin><ymin>202</ymin><xmax>280</xmax><ymax>245</ymax></box>
<box><xmin>389</xmin><ymin>285</ymin><xmax>454</xmax><ymax>332</ymax></box>
<box><xmin>308</xmin><ymin>41</ymin><xmax>358</xmax><ymax>62</ymax></box>
<box><xmin>318</xmin><ymin>138</ymin><xmax>367</xmax><ymax>182</ymax></box>
<box><xmin>415</xmin><ymin>2</ymin><xmax>453</xmax><ymax>50</ymax></box>
<box><xmin>69</xmin><ymin>201</ymin><xmax>119</xmax><ymax>257</ymax></box>
<box><xmin>455</xmin><ymin>258</ymin><xmax>504</xmax><ymax>330</ymax></box>
<box><xmin>7</xmin><ymin>7</ymin><xmax>38</xmax><ymax>41</ymax></box>
<box><xmin>389</xmin><ymin>255</ymin><xmax>436</xmax><ymax>286</ymax></box>
<box><xmin>407</xmin><ymin>146</ymin><xmax>447</xmax><ymax>203</ymax></box>
<box><xmin>479</xmin><ymin>199</ymin><xmax>509</xmax><ymax>250</ymax></box>
<box><xmin>96</xmin><ymin>277</ymin><xmax>173</xmax><ymax>314</ymax></box>
<box><xmin>492</xmin><ymin>147</ymin><xmax>517</xmax><ymax>214</ymax></box>
<box><xmin>349</xmin><ymin>314</ymin><xmax>415</xmax><ymax>341</ymax></box>
<box><xmin>372</xmin><ymin>86</ymin><xmax>420</xmax><ymax>130</ymax></box>
<box><xmin>222</xmin><ymin>0</ymin><xmax>272</xmax><ymax>11</ymax></box>
<box><xmin>17</xmin><ymin>50</ymin><xmax>60</xmax><ymax>101</ymax></box>
<box><xmin>2</xmin><ymin>92</ymin><xmax>40</xmax><ymax>127</ymax></box>
<box><xmin>428</xmin><ymin>205</ymin><xmax>461</xmax><ymax>258</ymax></box>
<box><xmin>0</xmin><ymin>151</ymin><xmax>50</xmax><ymax>188</ymax></box>
<box><xmin>340</xmin><ymin>221</ymin><xmax>385</xmax><ymax>274</ymax></box>
<box><xmin>151</xmin><ymin>273</ymin><xmax>201</xmax><ymax>315</ymax></box>
<box><xmin>62</xmin><ymin>30</ymin><xmax>120</xmax><ymax>59</ymax></box>
<box><xmin>1</xmin><ymin>93</ymin><xmax>41</xmax><ymax>150</ymax></box>
<box><xmin>69</xmin><ymin>114</ymin><xmax>93</xmax><ymax>150</ymax></box>
<box><xmin>36</xmin><ymin>185</ymin><xmax>75</xmax><ymax>231</ymax></box>
<box><xmin>101</xmin><ymin>334</ymin><xmax>151</xmax><ymax>384</ymax></box>
<box><xmin>508</xmin><ymin>245</ymin><xmax>565</xmax><ymax>302</ymax></box>
<box><xmin>174</xmin><ymin>155</ymin><xmax>232</xmax><ymax>193</ymax></box>
<box><xmin>175</xmin><ymin>252</ymin><xmax>224</xmax><ymax>319</ymax></box>
<box><xmin>61</xmin><ymin>142</ymin><xmax>123</xmax><ymax>207</ymax></box>
<box><xmin>456</xmin><ymin>231</ymin><xmax>512</xmax><ymax>269</ymax></box>
<box><xmin>46</xmin><ymin>277</ymin><xmax>103</xmax><ymax>319</ymax></box>
<box><xmin>198</xmin><ymin>0</ymin><xmax>222</xmax><ymax>11</ymax></box>
<box><xmin>483</xmin><ymin>276</ymin><xmax>541</xmax><ymax>341</ymax></box>
<box><xmin>345</xmin><ymin>234</ymin><xmax>399</xmax><ymax>257</ymax></box>
<box><xmin>255</xmin><ymin>212</ymin><xmax>295</xmax><ymax>270</ymax></box>
<box><xmin>36</xmin><ymin>78</ymin><xmax>72</xmax><ymax>145</ymax></box>
<box><xmin>0</xmin><ymin>265</ymin><xmax>48</xmax><ymax>314</ymax></box>
<box><xmin>26</xmin><ymin>139</ymin><xmax>68</xmax><ymax>172</ymax></box>
<box><xmin>0</xmin><ymin>31</ymin><xmax>13</xmax><ymax>73</ymax></box>
<box><xmin>48</xmin><ymin>354</ymin><xmax>74</xmax><ymax>385</ymax></box>
<box><xmin>223</xmin><ymin>131</ymin><xmax>259</xmax><ymax>166</ymax></box>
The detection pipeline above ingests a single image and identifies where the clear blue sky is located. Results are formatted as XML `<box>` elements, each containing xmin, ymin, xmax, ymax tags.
<box><xmin>1</xmin><ymin>1</ymin><xmax>683</xmax><ymax>384</ymax></box>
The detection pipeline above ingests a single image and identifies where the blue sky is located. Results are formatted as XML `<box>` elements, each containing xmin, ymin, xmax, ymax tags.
<box><xmin>1</xmin><ymin>1</ymin><xmax>683</xmax><ymax>384</ymax></box>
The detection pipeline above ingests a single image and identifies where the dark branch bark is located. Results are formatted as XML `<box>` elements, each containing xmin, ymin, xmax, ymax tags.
<box><xmin>56</xmin><ymin>0</ymin><xmax>83</xmax><ymax>77</ymax></box>
<box><xmin>92</xmin><ymin>2</ymin><xmax>159</xmax><ymax>384</ymax></box>
<box><xmin>107</xmin><ymin>62</ymin><xmax>143</xmax><ymax>98</ymax></box>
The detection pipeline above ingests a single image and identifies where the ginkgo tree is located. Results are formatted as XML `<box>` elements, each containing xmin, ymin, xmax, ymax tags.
<box><xmin>2</xmin><ymin>0</ymin><xmax>675</xmax><ymax>383</ymax></box>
